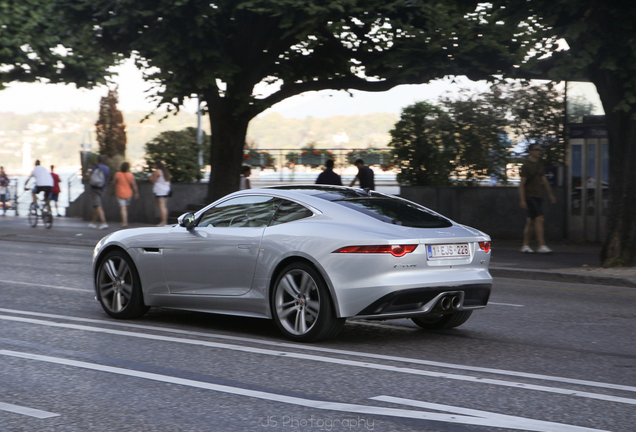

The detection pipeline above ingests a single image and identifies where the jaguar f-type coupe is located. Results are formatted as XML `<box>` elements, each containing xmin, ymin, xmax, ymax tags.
<box><xmin>92</xmin><ymin>186</ymin><xmax>492</xmax><ymax>341</ymax></box>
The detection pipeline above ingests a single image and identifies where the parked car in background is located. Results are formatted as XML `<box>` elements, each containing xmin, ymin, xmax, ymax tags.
<box><xmin>93</xmin><ymin>186</ymin><xmax>492</xmax><ymax>342</ymax></box>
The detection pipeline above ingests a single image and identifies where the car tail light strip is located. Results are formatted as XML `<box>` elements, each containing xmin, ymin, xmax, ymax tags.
<box><xmin>333</xmin><ymin>245</ymin><xmax>418</xmax><ymax>257</ymax></box>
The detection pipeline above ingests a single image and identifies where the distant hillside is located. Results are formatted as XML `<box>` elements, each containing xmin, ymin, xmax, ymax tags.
<box><xmin>0</xmin><ymin>110</ymin><xmax>398</xmax><ymax>172</ymax></box>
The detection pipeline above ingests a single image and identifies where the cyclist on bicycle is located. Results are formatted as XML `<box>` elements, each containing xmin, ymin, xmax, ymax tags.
<box><xmin>25</xmin><ymin>159</ymin><xmax>54</xmax><ymax>208</ymax></box>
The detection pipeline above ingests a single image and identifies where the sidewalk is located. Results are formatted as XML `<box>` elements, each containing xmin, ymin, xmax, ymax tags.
<box><xmin>1</xmin><ymin>215</ymin><xmax>635</xmax><ymax>288</ymax></box>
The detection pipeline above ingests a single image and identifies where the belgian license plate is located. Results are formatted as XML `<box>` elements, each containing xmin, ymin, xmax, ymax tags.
<box><xmin>427</xmin><ymin>243</ymin><xmax>469</xmax><ymax>259</ymax></box>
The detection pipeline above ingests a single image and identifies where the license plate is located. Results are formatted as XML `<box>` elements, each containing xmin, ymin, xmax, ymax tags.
<box><xmin>427</xmin><ymin>243</ymin><xmax>469</xmax><ymax>259</ymax></box>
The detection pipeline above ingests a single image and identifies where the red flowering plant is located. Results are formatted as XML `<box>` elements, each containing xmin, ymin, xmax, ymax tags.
<box><xmin>346</xmin><ymin>148</ymin><xmax>393</xmax><ymax>166</ymax></box>
<box><xmin>286</xmin><ymin>149</ymin><xmax>335</xmax><ymax>167</ymax></box>
<box><xmin>243</xmin><ymin>149</ymin><xmax>275</xmax><ymax>167</ymax></box>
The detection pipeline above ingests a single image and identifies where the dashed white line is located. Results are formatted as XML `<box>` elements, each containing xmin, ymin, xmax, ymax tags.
<box><xmin>0</xmin><ymin>308</ymin><xmax>633</xmax><ymax>394</ymax></box>
<box><xmin>0</xmin><ymin>280</ymin><xmax>90</xmax><ymax>292</ymax></box>
<box><xmin>0</xmin><ymin>401</ymin><xmax>59</xmax><ymax>419</ymax></box>
<box><xmin>0</xmin><ymin>350</ymin><xmax>610</xmax><ymax>432</ymax></box>
<box><xmin>1</xmin><ymin>313</ymin><xmax>636</xmax><ymax>406</ymax></box>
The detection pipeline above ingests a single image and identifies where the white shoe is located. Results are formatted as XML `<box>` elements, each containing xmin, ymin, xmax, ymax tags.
<box><xmin>520</xmin><ymin>245</ymin><xmax>534</xmax><ymax>253</ymax></box>
<box><xmin>98</xmin><ymin>223</ymin><xmax>109</xmax><ymax>230</ymax></box>
<box><xmin>87</xmin><ymin>223</ymin><xmax>97</xmax><ymax>229</ymax></box>
<box><xmin>537</xmin><ymin>245</ymin><xmax>552</xmax><ymax>254</ymax></box>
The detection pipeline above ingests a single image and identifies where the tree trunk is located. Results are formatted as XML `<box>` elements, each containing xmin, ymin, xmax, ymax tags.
<box><xmin>592</xmin><ymin>72</ymin><xmax>636</xmax><ymax>267</ymax></box>
<box><xmin>205</xmin><ymin>96</ymin><xmax>251</xmax><ymax>203</ymax></box>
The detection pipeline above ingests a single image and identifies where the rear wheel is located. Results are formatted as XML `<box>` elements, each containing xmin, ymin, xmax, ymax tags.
<box><xmin>96</xmin><ymin>250</ymin><xmax>149</xmax><ymax>319</ymax></box>
<box><xmin>272</xmin><ymin>262</ymin><xmax>345</xmax><ymax>342</ymax></box>
<box><xmin>42</xmin><ymin>204</ymin><xmax>53</xmax><ymax>229</ymax></box>
<box><xmin>412</xmin><ymin>311</ymin><xmax>473</xmax><ymax>330</ymax></box>
<box><xmin>28</xmin><ymin>204</ymin><xmax>38</xmax><ymax>227</ymax></box>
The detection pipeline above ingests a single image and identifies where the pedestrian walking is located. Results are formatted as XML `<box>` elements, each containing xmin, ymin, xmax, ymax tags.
<box><xmin>519</xmin><ymin>144</ymin><xmax>557</xmax><ymax>253</ymax></box>
<box><xmin>349</xmin><ymin>158</ymin><xmax>375</xmax><ymax>190</ymax></box>
<box><xmin>150</xmin><ymin>161</ymin><xmax>171</xmax><ymax>226</ymax></box>
<box><xmin>50</xmin><ymin>165</ymin><xmax>62</xmax><ymax>217</ymax></box>
<box><xmin>240</xmin><ymin>165</ymin><xmax>251</xmax><ymax>190</ymax></box>
<box><xmin>87</xmin><ymin>155</ymin><xmax>110</xmax><ymax>230</ymax></box>
<box><xmin>0</xmin><ymin>167</ymin><xmax>9</xmax><ymax>216</ymax></box>
<box><xmin>315</xmin><ymin>159</ymin><xmax>342</xmax><ymax>186</ymax></box>
<box><xmin>111</xmin><ymin>161</ymin><xmax>139</xmax><ymax>228</ymax></box>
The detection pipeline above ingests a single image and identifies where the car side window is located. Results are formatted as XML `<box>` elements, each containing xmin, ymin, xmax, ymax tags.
<box><xmin>271</xmin><ymin>200</ymin><xmax>314</xmax><ymax>226</ymax></box>
<box><xmin>198</xmin><ymin>196</ymin><xmax>281</xmax><ymax>228</ymax></box>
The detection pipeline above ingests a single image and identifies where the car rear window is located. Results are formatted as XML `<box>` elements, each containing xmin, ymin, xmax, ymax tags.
<box><xmin>330</xmin><ymin>198</ymin><xmax>452</xmax><ymax>228</ymax></box>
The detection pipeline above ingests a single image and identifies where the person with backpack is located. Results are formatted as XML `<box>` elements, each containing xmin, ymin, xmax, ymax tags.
<box><xmin>87</xmin><ymin>155</ymin><xmax>110</xmax><ymax>230</ymax></box>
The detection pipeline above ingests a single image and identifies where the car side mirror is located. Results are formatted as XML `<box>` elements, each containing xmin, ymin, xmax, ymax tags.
<box><xmin>178</xmin><ymin>212</ymin><xmax>196</xmax><ymax>229</ymax></box>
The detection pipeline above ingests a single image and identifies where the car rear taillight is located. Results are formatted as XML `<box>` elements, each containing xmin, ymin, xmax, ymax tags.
<box><xmin>478</xmin><ymin>241</ymin><xmax>491</xmax><ymax>253</ymax></box>
<box><xmin>333</xmin><ymin>245</ymin><xmax>418</xmax><ymax>257</ymax></box>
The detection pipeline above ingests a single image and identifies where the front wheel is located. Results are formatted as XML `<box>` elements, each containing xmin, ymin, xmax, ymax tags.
<box><xmin>272</xmin><ymin>262</ymin><xmax>344</xmax><ymax>342</ymax></box>
<box><xmin>28</xmin><ymin>204</ymin><xmax>38</xmax><ymax>227</ymax></box>
<box><xmin>96</xmin><ymin>250</ymin><xmax>149</xmax><ymax>319</ymax></box>
<box><xmin>412</xmin><ymin>311</ymin><xmax>473</xmax><ymax>330</ymax></box>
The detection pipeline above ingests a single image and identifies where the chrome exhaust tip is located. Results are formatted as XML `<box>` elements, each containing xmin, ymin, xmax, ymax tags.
<box><xmin>440</xmin><ymin>296</ymin><xmax>452</xmax><ymax>311</ymax></box>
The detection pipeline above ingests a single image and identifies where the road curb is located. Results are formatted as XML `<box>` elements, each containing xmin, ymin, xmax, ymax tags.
<box><xmin>490</xmin><ymin>268</ymin><xmax>636</xmax><ymax>288</ymax></box>
<box><xmin>0</xmin><ymin>234</ymin><xmax>98</xmax><ymax>247</ymax></box>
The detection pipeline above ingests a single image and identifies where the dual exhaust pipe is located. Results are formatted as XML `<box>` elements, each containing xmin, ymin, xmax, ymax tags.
<box><xmin>438</xmin><ymin>294</ymin><xmax>462</xmax><ymax>311</ymax></box>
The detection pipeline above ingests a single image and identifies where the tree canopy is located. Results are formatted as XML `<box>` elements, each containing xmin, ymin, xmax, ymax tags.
<box><xmin>492</xmin><ymin>1</ymin><xmax>636</xmax><ymax>265</ymax></box>
<box><xmin>0</xmin><ymin>0</ymin><xmax>117</xmax><ymax>90</ymax></box>
<box><xmin>143</xmin><ymin>127</ymin><xmax>211</xmax><ymax>183</ymax></box>
<box><xmin>67</xmin><ymin>0</ymin><xmax>522</xmax><ymax>200</ymax></box>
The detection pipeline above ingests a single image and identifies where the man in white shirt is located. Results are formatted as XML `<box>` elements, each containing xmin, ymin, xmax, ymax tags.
<box><xmin>25</xmin><ymin>160</ymin><xmax>54</xmax><ymax>207</ymax></box>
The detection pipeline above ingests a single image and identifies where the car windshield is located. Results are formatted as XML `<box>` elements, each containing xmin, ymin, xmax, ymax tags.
<box><xmin>326</xmin><ymin>197</ymin><xmax>452</xmax><ymax>228</ymax></box>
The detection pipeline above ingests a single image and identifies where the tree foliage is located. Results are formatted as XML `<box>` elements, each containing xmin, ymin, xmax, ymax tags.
<box><xmin>143</xmin><ymin>127</ymin><xmax>210</xmax><ymax>183</ymax></box>
<box><xmin>391</xmin><ymin>82</ymin><xmax>564</xmax><ymax>186</ymax></box>
<box><xmin>0</xmin><ymin>0</ymin><xmax>117</xmax><ymax>89</ymax></box>
<box><xmin>95</xmin><ymin>89</ymin><xmax>127</xmax><ymax>172</ymax></box>
<box><xmin>68</xmin><ymin>0</ymin><xmax>523</xmax><ymax>200</ymax></box>
<box><xmin>440</xmin><ymin>88</ymin><xmax>511</xmax><ymax>184</ymax></box>
<box><xmin>506</xmin><ymin>82</ymin><xmax>565</xmax><ymax>167</ymax></box>
<box><xmin>389</xmin><ymin>102</ymin><xmax>456</xmax><ymax>186</ymax></box>
<box><xmin>492</xmin><ymin>0</ymin><xmax>636</xmax><ymax>265</ymax></box>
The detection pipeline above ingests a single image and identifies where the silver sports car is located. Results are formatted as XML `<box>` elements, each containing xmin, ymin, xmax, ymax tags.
<box><xmin>92</xmin><ymin>185</ymin><xmax>492</xmax><ymax>342</ymax></box>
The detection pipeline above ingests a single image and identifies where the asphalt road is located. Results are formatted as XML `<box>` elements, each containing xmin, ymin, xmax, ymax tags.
<box><xmin>0</xmin><ymin>241</ymin><xmax>635</xmax><ymax>432</ymax></box>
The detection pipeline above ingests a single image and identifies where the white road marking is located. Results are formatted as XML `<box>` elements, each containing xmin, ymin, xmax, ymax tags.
<box><xmin>0</xmin><ymin>401</ymin><xmax>59</xmax><ymax>419</ymax></box>
<box><xmin>0</xmin><ymin>308</ymin><xmax>633</xmax><ymax>394</ymax></box>
<box><xmin>371</xmin><ymin>396</ymin><xmax>607</xmax><ymax>432</ymax></box>
<box><xmin>1</xmin><ymin>313</ymin><xmax>635</xmax><ymax>406</ymax></box>
<box><xmin>0</xmin><ymin>280</ymin><xmax>90</xmax><ymax>292</ymax></box>
<box><xmin>0</xmin><ymin>350</ymin><xmax>610</xmax><ymax>432</ymax></box>
<box><xmin>489</xmin><ymin>302</ymin><xmax>525</xmax><ymax>307</ymax></box>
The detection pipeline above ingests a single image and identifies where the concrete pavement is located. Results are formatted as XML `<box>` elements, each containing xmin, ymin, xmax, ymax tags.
<box><xmin>1</xmin><ymin>214</ymin><xmax>635</xmax><ymax>288</ymax></box>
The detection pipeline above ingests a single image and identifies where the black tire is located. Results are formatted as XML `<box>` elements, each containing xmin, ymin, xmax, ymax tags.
<box><xmin>96</xmin><ymin>250</ymin><xmax>149</xmax><ymax>319</ymax></box>
<box><xmin>412</xmin><ymin>310</ymin><xmax>473</xmax><ymax>330</ymax></box>
<box><xmin>42</xmin><ymin>206</ymin><xmax>53</xmax><ymax>229</ymax></box>
<box><xmin>28</xmin><ymin>205</ymin><xmax>38</xmax><ymax>227</ymax></box>
<box><xmin>271</xmin><ymin>262</ymin><xmax>345</xmax><ymax>342</ymax></box>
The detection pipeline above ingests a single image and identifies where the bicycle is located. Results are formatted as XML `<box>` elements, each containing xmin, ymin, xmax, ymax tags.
<box><xmin>25</xmin><ymin>188</ymin><xmax>53</xmax><ymax>229</ymax></box>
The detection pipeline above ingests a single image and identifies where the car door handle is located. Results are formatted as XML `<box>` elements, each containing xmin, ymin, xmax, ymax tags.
<box><xmin>238</xmin><ymin>244</ymin><xmax>251</xmax><ymax>249</ymax></box>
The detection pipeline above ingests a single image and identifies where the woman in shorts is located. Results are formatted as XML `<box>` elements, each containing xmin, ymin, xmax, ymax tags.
<box><xmin>149</xmin><ymin>161</ymin><xmax>171</xmax><ymax>226</ymax></box>
<box><xmin>112</xmin><ymin>161</ymin><xmax>139</xmax><ymax>228</ymax></box>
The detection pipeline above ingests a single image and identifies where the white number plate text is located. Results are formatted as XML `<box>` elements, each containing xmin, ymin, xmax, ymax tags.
<box><xmin>427</xmin><ymin>243</ymin><xmax>469</xmax><ymax>259</ymax></box>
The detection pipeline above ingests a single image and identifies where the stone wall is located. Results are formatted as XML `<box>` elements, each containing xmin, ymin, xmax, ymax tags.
<box><xmin>67</xmin><ymin>182</ymin><xmax>567</xmax><ymax>240</ymax></box>
<box><xmin>66</xmin><ymin>181</ymin><xmax>209</xmax><ymax>224</ymax></box>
